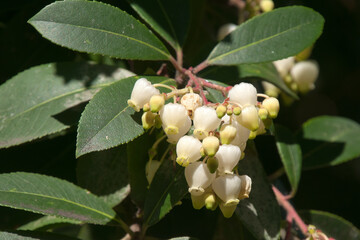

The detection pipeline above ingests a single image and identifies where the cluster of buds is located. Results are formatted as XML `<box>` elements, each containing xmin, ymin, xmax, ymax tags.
<box><xmin>263</xmin><ymin>55</ymin><xmax>319</xmax><ymax>99</ymax></box>
<box><xmin>128</xmin><ymin>78</ymin><xmax>279</xmax><ymax>217</ymax></box>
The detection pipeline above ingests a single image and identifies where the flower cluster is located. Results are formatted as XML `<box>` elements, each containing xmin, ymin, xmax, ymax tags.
<box><xmin>128</xmin><ymin>78</ymin><xmax>279</xmax><ymax>218</ymax></box>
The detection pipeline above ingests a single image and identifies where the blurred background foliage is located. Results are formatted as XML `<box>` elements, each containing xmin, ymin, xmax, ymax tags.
<box><xmin>0</xmin><ymin>0</ymin><xmax>359</xmax><ymax>238</ymax></box>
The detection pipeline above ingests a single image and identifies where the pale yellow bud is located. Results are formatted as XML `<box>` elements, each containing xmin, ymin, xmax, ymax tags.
<box><xmin>190</xmin><ymin>194</ymin><xmax>205</xmax><ymax>210</ymax></box>
<box><xmin>226</xmin><ymin>105</ymin><xmax>233</xmax><ymax>115</ymax></box>
<box><xmin>258</xmin><ymin>108</ymin><xmax>268</xmax><ymax>120</ymax></box>
<box><xmin>260</xmin><ymin>0</ymin><xmax>274</xmax><ymax>12</ymax></box>
<box><xmin>220</xmin><ymin>124</ymin><xmax>237</xmax><ymax>145</ymax></box>
<box><xmin>219</xmin><ymin>202</ymin><xmax>237</xmax><ymax>218</ymax></box>
<box><xmin>154</xmin><ymin>115</ymin><xmax>162</xmax><ymax>129</ymax></box>
<box><xmin>248</xmin><ymin>131</ymin><xmax>257</xmax><ymax>140</ymax></box>
<box><xmin>149</xmin><ymin>94</ymin><xmax>165</xmax><ymax>113</ymax></box>
<box><xmin>236</xmin><ymin>105</ymin><xmax>260</xmax><ymax>131</ymax></box>
<box><xmin>143</xmin><ymin>103</ymin><xmax>150</xmax><ymax>112</ymax></box>
<box><xmin>262</xmin><ymin>97</ymin><xmax>280</xmax><ymax>118</ymax></box>
<box><xmin>202</xmin><ymin>136</ymin><xmax>220</xmax><ymax>157</ymax></box>
<box><xmin>204</xmin><ymin>193</ymin><xmax>218</xmax><ymax>211</ymax></box>
<box><xmin>233</xmin><ymin>107</ymin><xmax>241</xmax><ymax>116</ymax></box>
<box><xmin>216</xmin><ymin>105</ymin><xmax>227</xmax><ymax>118</ymax></box>
<box><xmin>142</xmin><ymin>111</ymin><xmax>156</xmax><ymax>130</ymax></box>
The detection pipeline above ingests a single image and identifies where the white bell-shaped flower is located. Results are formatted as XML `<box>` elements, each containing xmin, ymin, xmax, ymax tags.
<box><xmin>217</xmin><ymin>23</ymin><xmax>237</xmax><ymax>41</ymax></box>
<box><xmin>185</xmin><ymin>162</ymin><xmax>216</xmax><ymax>196</ymax></box>
<box><xmin>273</xmin><ymin>56</ymin><xmax>295</xmax><ymax>78</ymax></box>
<box><xmin>212</xmin><ymin>174</ymin><xmax>242</xmax><ymax>206</ymax></box>
<box><xmin>193</xmin><ymin>106</ymin><xmax>221</xmax><ymax>140</ymax></box>
<box><xmin>167</xmin><ymin>117</ymin><xmax>192</xmax><ymax>144</ymax></box>
<box><xmin>290</xmin><ymin>61</ymin><xmax>319</xmax><ymax>94</ymax></box>
<box><xmin>160</xmin><ymin>103</ymin><xmax>189</xmax><ymax>135</ymax></box>
<box><xmin>215</xmin><ymin>145</ymin><xmax>241</xmax><ymax>175</ymax></box>
<box><xmin>221</xmin><ymin>115</ymin><xmax>250</xmax><ymax>151</ymax></box>
<box><xmin>238</xmin><ymin>175</ymin><xmax>252</xmax><ymax>200</ymax></box>
<box><xmin>128</xmin><ymin>78</ymin><xmax>160</xmax><ymax>112</ymax></box>
<box><xmin>176</xmin><ymin>136</ymin><xmax>202</xmax><ymax>167</ymax></box>
<box><xmin>228</xmin><ymin>82</ymin><xmax>257</xmax><ymax>106</ymax></box>
<box><xmin>236</xmin><ymin>105</ymin><xmax>260</xmax><ymax>131</ymax></box>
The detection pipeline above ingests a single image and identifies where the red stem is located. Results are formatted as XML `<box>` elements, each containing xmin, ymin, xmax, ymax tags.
<box><xmin>185</xmin><ymin>69</ymin><xmax>209</xmax><ymax>104</ymax></box>
<box><xmin>272</xmin><ymin>186</ymin><xmax>308</xmax><ymax>235</ymax></box>
<box><xmin>199</xmin><ymin>78</ymin><xmax>228</xmax><ymax>96</ymax></box>
<box><xmin>193</xmin><ymin>60</ymin><xmax>210</xmax><ymax>74</ymax></box>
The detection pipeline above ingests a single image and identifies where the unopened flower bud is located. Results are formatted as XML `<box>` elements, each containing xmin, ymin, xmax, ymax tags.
<box><xmin>207</xmin><ymin>157</ymin><xmax>218</xmax><ymax>174</ymax></box>
<box><xmin>219</xmin><ymin>202</ymin><xmax>237</xmax><ymax>218</ymax></box>
<box><xmin>143</xmin><ymin>103</ymin><xmax>150</xmax><ymax>112</ymax></box>
<box><xmin>226</xmin><ymin>105</ymin><xmax>233</xmax><ymax>115</ymax></box>
<box><xmin>154</xmin><ymin>114</ymin><xmax>162</xmax><ymax>129</ymax></box>
<box><xmin>181</xmin><ymin>93</ymin><xmax>203</xmax><ymax>118</ymax></box>
<box><xmin>238</xmin><ymin>175</ymin><xmax>252</xmax><ymax>200</ymax></box>
<box><xmin>149</xmin><ymin>94</ymin><xmax>165</xmax><ymax>113</ymax></box>
<box><xmin>212</xmin><ymin>174</ymin><xmax>242</xmax><ymax>206</ymax></box>
<box><xmin>202</xmin><ymin>136</ymin><xmax>220</xmax><ymax>157</ymax></box>
<box><xmin>145</xmin><ymin>160</ymin><xmax>161</xmax><ymax>184</ymax></box>
<box><xmin>262</xmin><ymin>97</ymin><xmax>280</xmax><ymax>118</ymax></box>
<box><xmin>215</xmin><ymin>145</ymin><xmax>241</xmax><ymax>175</ymax></box>
<box><xmin>142</xmin><ymin>111</ymin><xmax>156</xmax><ymax>130</ymax></box>
<box><xmin>185</xmin><ymin>162</ymin><xmax>216</xmax><ymax>196</ymax></box>
<box><xmin>216</xmin><ymin>105</ymin><xmax>227</xmax><ymax>118</ymax></box>
<box><xmin>222</xmin><ymin>115</ymin><xmax>250</xmax><ymax>151</ymax></box>
<box><xmin>160</xmin><ymin>103</ymin><xmax>189</xmax><ymax>135</ymax></box>
<box><xmin>248</xmin><ymin>131</ymin><xmax>257</xmax><ymax>140</ymax></box>
<box><xmin>228</xmin><ymin>82</ymin><xmax>257</xmax><ymax>106</ymax></box>
<box><xmin>290</xmin><ymin>82</ymin><xmax>298</xmax><ymax>92</ymax></box>
<box><xmin>258</xmin><ymin>108</ymin><xmax>268</xmax><ymax>120</ymax></box>
<box><xmin>200</xmin><ymin>147</ymin><xmax>206</xmax><ymax>157</ymax></box>
<box><xmin>128</xmin><ymin>78</ymin><xmax>160</xmax><ymax>112</ymax></box>
<box><xmin>260</xmin><ymin>0</ymin><xmax>274</xmax><ymax>12</ymax></box>
<box><xmin>220</xmin><ymin>124</ymin><xmax>237</xmax><ymax>145</ymax></box>
<box><xmin>176</xmin><ymin>136</ymin><xmax>202</xmax><ymax>167</ymax></box>
<box><xmin>204</xmin><ymin>192</ymin><xmax>218</xmax><ymax>211</ymax></box>
<box><xmin>273</xmin><ymin>57</ymin><xmax>295</xmax><ymax>78</ymax></box>
<box><xmin>190</xmin><ymin>194</ymin><xmax>205</xmax><ymax>210</ymax></box>
<box><xmin>217</xmin><ymin>23</ymin><xmax>237</xmax><ymax>41</ymax></box>
<box><xmin>193</xmin><ymin>106</ymin><xmax>221</xmax><ymax>140</ymax></box>
<box><xmin>233</xmin><ymin>107</ymin><xmax>241</xmax><ymax>115</ymax></box>
<box><xmin>290</xmin><ymin>61</ymin><xmax>319</xmax><ymax>94</ymax></box>
<box><xmin>236</xmin><ymin>105</ymin><xmax>260</xmax><ymax>131</ymax></box>
<box><xmin>262</xmin><ymin>82</ymin><xmax>280</xmax><ymax>98</ymax></box>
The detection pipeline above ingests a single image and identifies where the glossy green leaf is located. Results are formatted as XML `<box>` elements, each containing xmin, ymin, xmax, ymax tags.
<box><xmin>77</xmin><ymin>145</ymin><xmax>130</xmax><ymax>207</ymax></box>
<box><xmin>0</xmin><ymin>231</ymin><xmax>80</xmax><ymax>240</ymax></box>
<box><xmin>299</xmin><ymin>210</ymin><xmax>360</xmax><ymax>240</ymax></box>
<box><xmin>236</xmin><ymin>143</ymin><xmax>281</xmax><ymax>240</ymax></box>
<box><xmin>207</xmin><ymin>6</ymin><xmax>324</xmax><ymax>65</ymax></box>
<box><xmin>129</xmin><ymin>0</ymin><xmax>190</xmax><ymax>50</ymax></box>
<box><xmin>0</xmin><ymin>62</ymin><xmax>134</xmax><ymax>149</ymax></box>
<box><xmin>298</xmin><ymin>116</ymin><xmax>360</xmax><ymax>169</ymax></box>
<box><xmin>0</xmin><ymin>172</ymin><xmax>118</xmax><ymax>225</ymax></box>
<box><xmin>29</xmin><ymin>0</ymin><xmax>171</xmax><ymax>60</ymax></box>
<box><xmin>18</xmin><ymin>216</ymin><xmax>81</xmax><ymax>231</ymax></box>
<box><xmin>200</xmin><ymin>63</ymin><xmax>298</xmax><ymax>99</ymax></box>
<box><xmin>274</xmin><ymin>124</ymin><xmax>302</xmax><ymax>195</ymax></box>
<box><xmin>76</xmin><ymin>76</ymin><xmax>175</xmax><ymax>157</ymax></box>
<box><xmin>143</xmin><ymin>158</ymin><xmax>188</xmax><ymax>229</ymax></box>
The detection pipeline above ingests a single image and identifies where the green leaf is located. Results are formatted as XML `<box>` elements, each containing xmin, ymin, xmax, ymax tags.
<box><xmin>127</xmin><ymin>132</ymin><xmax>157</xmax><ymax>207</ymax></box>
<box><xmin>274</xmin><ymin>124</ymin><xmax>302</xmax><ymax>195</ymax></box>
<box><xmin>18</xmin><ymin>216</ymin><xmax>81</xmax><ymax>231</ymax></box>
<box><xmin>0</xmin><ymin>231</ymin><xmax>80</xmax><ymax>240</ymax></box>
<box><xmin>77</xmin><ymin>145</ymin><xmax>130</xmax><ymax>208</ymax></box>
<box><xmin>0</xmin><ymin>62</ymin><xmax>134</xmax><ymax>149</ymax></box>
<box><xmin>0</xmin><ymin>172</ymin><xmax>118</xmax><ymax>225</ymax></box>
<box><xmin>29</xmin><ymin>0</ymin><xmax>171</xmax><ymax>60</ymax></box>
<box><xmin>236</xmin><ymin>143</ymin><xmax>281</xmax><ymax>240</ymax></box>
<box><xmin>207</xmin><ymin>6</ymin><xmax>324</xmax><ymax>65</ymax></box>
<box><xmin>298</xmin><ymin>116</ymin><xmax>360</xmax><ymax>169</ymax></box>
<box><xmin>200</xmin><ymin>63</ymin><xmax>298</xmax><ymax>99</ymax></box>
<box><xmin>299</xmin><ymin>210</ymin><xmax>360</xmax><ymax>240</ymax></box>
<box><xmin>143</xmin><ymin>158</ymin><xmax>188</xmax><ymax>229</ymax></box>
<box><xmin>76</xmin><ymin>76</ymin><xmax>175</xmax><ymax>157</ymax></box>
<box><xmin>129</xmin><ymin>0</ymin><xmax>190</xmax><ymax>50</ymax></box>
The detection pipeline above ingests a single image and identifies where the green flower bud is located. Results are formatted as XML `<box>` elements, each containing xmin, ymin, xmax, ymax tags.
<box><xmin>233</xmin><ymin>107</ymin><xmax>241</xmax><ymax>116</ymax></box>
<box><xmin>149</xmin><ymin>94</ymin><xmax>165</xmax><ymax>113</ymax></box>
<box><xmin>207</xmin><ymin>157</ymin><xmax>219</xmax><ymax>174</ymax></box>
<box><xmin>216</xmin><ymin>105</ymin><xmax>227</xmax><ymax>118</ymax></box>
<box><xmin>258</xmin><ymin>108</ymin><xmax>268</xmax><ymax>120</ymax></box>
<box><xmin>204</xmin><ymin>193</ymin><xmax>218</xmax><ymax>211</ymax></box>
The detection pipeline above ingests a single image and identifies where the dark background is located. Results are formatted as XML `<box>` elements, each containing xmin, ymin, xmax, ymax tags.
<box><xmin>0</xmin><ymin>0</ymin><xmax>359</xmax><ymax>237</ymax></box>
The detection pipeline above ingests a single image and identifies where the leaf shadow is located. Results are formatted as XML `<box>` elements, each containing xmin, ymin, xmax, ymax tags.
<box><xmin>52</xmin><ymin>102</ymin><xmax>88</xmax><ymax>127</ymax></box>
<box><xmin>297</xmin><ymin>130</ymin><xmax>346</xmax><ymax>169</ymax></box>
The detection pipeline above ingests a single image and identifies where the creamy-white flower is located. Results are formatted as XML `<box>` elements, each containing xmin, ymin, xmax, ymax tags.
<box><xmin>215</xmin><ymin>145</ymin><xmax>241</xmax><ymax>174</ymax></box>
<box><xmin>176</xmin><ymin>136</ymin><xmax>202</xmax><ymax>167</ymax></box>
<box><xmin>221</xmin><ymin>115</ymin><xmax>250</xmax><ymax>151</ymax></box>
<box><xmin>128</xmin><ymin>78</ymin><xmax>160</xmax><ymax>112</ymax></box>
<box><xmin>193</xmin><ymin>106</ymin><xmax>221</xmax><ymax>140</ymax></box>
<box><xmin>160</xmin><ymin>103</ymin><xmax>189</xmax><ymax>135</ymax></box>
<box><xmin>185</xmin><ymin>162</ymin><xmax>216</xmax><ymax>196</ymax></box>
<box><xmin>212</xmin><ymin>174</ymin><xmax>242</xmax><ymax>206</ymax></box>
<box><xmin>238</xmin><ymin>175</ymin><xmax>252</xmax><ymax>200</ymax></box>
<box><xmin>228</xmin><ymin>82</ymin><xmax>257</xmax><ymax>106</ymax></box>
<box><xmin>273</xmin><ymin>56</ymin><xmax>295</xmax><ymax>78</ymax></box>
<box><xmin>166</xmin><ymin>116</ymin><xmax>192</xmax><ymax>144</ymax></box>
<box><xmin>290</xmin><ymin>61</ymin><xmax>319</xmax><ymax>94</ymax></box>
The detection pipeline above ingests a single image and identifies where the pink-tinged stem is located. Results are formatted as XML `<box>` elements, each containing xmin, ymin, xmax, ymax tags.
<box><xmin>193</xmin><ymin>60</ymin><xmax>210</xmax><ymax>74</ymax></box>
<box><xmin>185</xmin><ymin>69</ymin><xmax>209</xmax><ymax>104</ymax></box>
<box><xmin>199</xmin><ymin>78</ymin><xmax>228</xmax><ymax>96</ymax></box>
<box><xmin>272</xmin><ymin>186</ymin><xmax>308</xmax><ymax>235</ymax></box>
